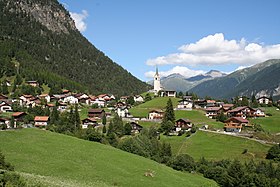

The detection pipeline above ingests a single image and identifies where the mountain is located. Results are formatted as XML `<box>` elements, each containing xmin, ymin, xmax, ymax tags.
<box><xmin>148</xmin><ymin>70</ymin><xmax>226</xmax><ymax>92</ymax></box>
<box><xmin>189</xmin><ymin>59</ymin><xmax>280</xmax><ymax>99</ymax></box>
<box><xmin>186</xmin><ymin>70</ymin><xmax>226</xmax><ymax>82</ymax></box>
<box><xmin>0</xmin><ymin>0</ymin><xmax>149</xmax><ymax>96</ymax></box>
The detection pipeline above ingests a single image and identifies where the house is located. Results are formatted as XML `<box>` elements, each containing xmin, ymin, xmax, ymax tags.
<box><xmin>205</xmin><ymin>107</ymin><xmax>221</xmax><ymax>118</ymax></box>
<box><xmin>175</xmin><ymin>118</ymin><xmax>192</xmax><ymax>132</ymax></box>
<box><xmin>81</xmin><ymin>118</ymin><xmax>98</xmax><ymax>129</ymax></box>
<box><xmin>254</xmin><ymin>108</ymin><xmax>265</xmax><ymax>117</ymax></box>
<box><xmin>227</xmin><ymin>106</ymin><xmax>256</xmax><ymax>119</ymax></box>
<box><xmin>75</xmin><ymin>93</ymin><xmax>89</xmax><ymax>104</ymax></box>
<box><xmin>257</xmin><ymin>96</ymin><xmax>271</xmax><ymax>105</ymax></box>
<box><xmin>88</xmin><ymin>108</ymin><xmax>105</xmax><ymax>118</ymax></box>
<box><xmin>221</xmin><ymin>104</ymin><xmax>234</xmax><ymax>113</ymax></box>
<box><xmin>183</xmin><ymin>96</ymin><xmax>193</xmax><ymax>101</ymax></box>
<box><xmin>26</xmin><ymin>80</ymin><xmax>39</xmax><ymax>87</ymax></box>
<box><xmin>120</xmin><ymin>96</ymin><xmax>129</xmax><ymax>103</ymax></box>
<box><xmin>177</xmin><ymin>99</ymin><xmax>193</xmax><ymax>110</ymax></box>
<box><xmin>194</xmin><ymin>99</ymin><xmax>207</xmax><ymax>108</ymax></box>
<box><xmin>134</xmin><ymin>95</ymin><xmax>144</xmax><ymax>103</ymax></box>
<box><xmin>0</xmin><ymin>101</ymin><xmax>12</xmax><ymax>112</ymax></box>
<box><xmin>148</xmin><ymin>109</ymin><xmax>164</xmax><ymax>120</ymax></box>
<box><xmin>63</xmin><ymin>95</ymin><xmax>78</xmax><ymax>104</ymax></box>
<box><xmin>39</xmin><ymin>94</ymin><xmax>51</xmax><ymax>103</ymax></box>
<box><xmin>57</xmin><ymin>102</ymin><xmax>68</xmax><ymax>111</ymax></box>
<box><xmin>130</xmin><ymin>122</ymin><xmax>143</xmax><ymax>133</ymax></box>
<box><xmin>115</xmin><ymin>106</ymin><xmax>129</xmax><ymax>118</ymax></box>
<box><xmin>224</xmin><ymin>117</ymin><xmax>249</xmax><ymax>133</ymax></box>
<box><xmin>206</xmin><ymin>100</ymin><xmax>216</xmax><ymax>108</ymax></box>
<box><xmin>115</xmin><ymin>102</ymin><xmax>126</xmax><ymax>108</ymax></box>
<box><xmin>12</xmin><ymin>112</ymin><xmax>27</xmax><ymax>127</ymax></box>
<box><xmin>34</xmin><ymin>116</ymin><xmax>49</xmax><ymax>127</ymax></box>
<box><xmin>164</xmin><ymin>90</ymin><xmax>176</xmax><ymax>97</ymax></box>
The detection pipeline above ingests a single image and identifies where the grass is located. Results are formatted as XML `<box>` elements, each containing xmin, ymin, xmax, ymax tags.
<box><xmin>175</xmin><ymin>110</ymin><xmax>224</xmax><ymax>129</ymax></box>
<box><xmin>0</xmin><ymin>112</ymin><xmax>13</xmax><ymax>119</ymax></box>
<box><xmin>41</xmin><ymin>84</ymin><xmax>50</xmax><ymax>94</ymax></box>
<box><xmin>0</xmin><ymin>129</ymin><xmax>217</xmax><ymax>187</ymax></box>
<box><xmin>250</xmin><ymin>107</ymin><xmax>280</xmax><ymax>133</ymax></box>
<box><xmin>161</xmin><ymin>131</ymin><xmax>271</xmax><ymax>162</ymax></box>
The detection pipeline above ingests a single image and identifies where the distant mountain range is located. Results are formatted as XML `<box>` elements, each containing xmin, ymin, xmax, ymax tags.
<box><xmin>190</xmin><ymin>59</ymin><xmax>280</xmax><ymax>99</ymax></box>
<box><xmin>148</xmin><ymin>59</ymin><xmax>280</xmax><ymax>99</ymax></box>
<box><xmin>148</xmin><ymin>70</ymin><xmax>227</xmax><ymax>92</ymax></box>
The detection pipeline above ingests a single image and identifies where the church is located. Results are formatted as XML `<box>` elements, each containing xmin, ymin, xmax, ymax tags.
<box><xmin>153</xmin><ymin>67</ymin><xmax>176</xmax><ymax>97</ymax></box>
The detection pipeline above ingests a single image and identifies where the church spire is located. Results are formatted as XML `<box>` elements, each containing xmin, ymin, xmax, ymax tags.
<box><xmin>155</xmin><ymin>66</ymin><xmax>159</xmax><ymax>76</ymax></box>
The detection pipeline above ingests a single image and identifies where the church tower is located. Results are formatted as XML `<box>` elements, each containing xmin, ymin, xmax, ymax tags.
<box><xmin>154</xmin><ymin>66</ymin><xmax>161</xmax><ymax>93</ymax></box>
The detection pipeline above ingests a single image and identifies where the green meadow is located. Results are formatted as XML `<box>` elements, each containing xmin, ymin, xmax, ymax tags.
<box><xmin>161</xmin><ymin>131</ymin><xmax>271</xmax><ymax>161</ymax></box>
<box><xmin>0</xmin><ymin>129</ymin><xmax>217</xmax><ymax>187</ymax></box>
<box><xmin>250</xmin><ymin>107</ymin><xmax>280</xmax><ymax>133</ymax></box>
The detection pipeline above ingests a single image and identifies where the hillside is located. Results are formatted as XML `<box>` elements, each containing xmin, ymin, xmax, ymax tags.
<box><xmin>190</xmin><ymin>59</ymin><xmax>280</xmax><ymax>99</ymax></box>
<box><xmin>0</xmin><ymin>129</ymin><xmax>217</xmax><ymax>187</ymax></box>
<box><xmin>161</xmin><ymin>131</ymin><xmax>271</xmax><ymax>161</ymax></box>
<box><xmin>0</xmin><ymin>0</ymin><xmax>149</xmax><ymax>96</ymax></box>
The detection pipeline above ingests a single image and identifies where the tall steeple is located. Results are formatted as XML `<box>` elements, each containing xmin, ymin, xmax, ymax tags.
<box><xmin>154</xmin><ymin>66</ymin><xmax>161</xmax><ymax>93</ymax></box>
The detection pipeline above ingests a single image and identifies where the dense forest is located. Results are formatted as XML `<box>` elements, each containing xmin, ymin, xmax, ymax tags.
<box><xmin>0</xmin><ymin>0</ymin><xmax>150</xmax><ymax>96</ymax></box>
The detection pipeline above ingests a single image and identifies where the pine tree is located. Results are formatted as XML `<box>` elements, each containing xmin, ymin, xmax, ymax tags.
<box><xmin>124</xmin><ymin>123</ymin><xmax>132</xmax><ymax>135</ymax></box>
<box><xmin>74</xmin><ymin>104</ymin><xmax>80</xmax><ymax>130</ymax></box>
<box><xmin>50</xmin><ymin>106</ymin><xmax>59</xmax><ymax>125</ymax></box>
<box><xmin>163</xmin><ymin>98</ymin><xmax>175</xmax><ymax>123</ymax></box>
<box><xmin>102</xmin><ymin>113</ymin><xmax>106</xmax><ymax>126</ymax></box>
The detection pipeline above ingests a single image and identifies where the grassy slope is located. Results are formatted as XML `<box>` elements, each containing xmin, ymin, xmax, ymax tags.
<box><xmin>250</xmin><ymin>107</ymin><xmax>280</xmax><ymax>133</ymax></box>
<box><xmin>161</xmin><ymin>131</ymin><xmax>271</xmax><ymax>161</ymax></box>
<box><xmin>0</xmin><ymin>129</ymin><xmax>217</xmax><ymax>187</ymax></box>
<box><xmin>129</xmin><ymin>97</ymin><xmax>180</xmax><ymax>118</ymax></box>
<box><xmin>130</xmin><ymin>97</ymin><xmax>223</xmax><ymax>129</ymax></box>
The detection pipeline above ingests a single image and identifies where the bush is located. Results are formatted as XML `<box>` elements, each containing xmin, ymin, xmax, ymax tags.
<box><xmin>266</xmin><ymin>113</ymin><xmax>272</xmax><ymax>116</ymax></box>
<box><xmin>266</xmin><ymin>144</ymin><xmax>280</xmax><ymax>161</ymax></box>
<box><xmin>168</xmin><ymin>154</ymin><xmax>196</xmax><ymax>172</ymax></box>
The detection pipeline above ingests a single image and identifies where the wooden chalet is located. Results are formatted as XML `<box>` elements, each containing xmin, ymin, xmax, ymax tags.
<box><xmin>26</xmin><ymin>80</ymin><xmax>39</xmax><ymax>87</ymax></box>
<box><xmin>205</xmin><ymin>107</ymin><xmax>221</xmax><ymax>118</ymax></box>
<box><xmin>34</xmin><ymin>116</ymin><xmax>49</xmax><ymax>127</ymax></box>
<box><xmin>88</xmin><ymin>108</ymin><xmax>105</xmax><ymax>118</ymax></box>
<box><xmin>175</xmin><ymin>118</ymin><xmax>192</xmax><ymax>132</ymax></box>
<box><xmin>148</xmin><ymin>109</ymin><xmax>164</xmax><ymax>120</ymax></box>
<box><xmin>177</xmin><ymin>99</ymin><xmax>193</xmax><ymax>110</ymax></box>
<box><xmin>227</xmin><ymin>106</ymin><xmax>256</xmax><ymax>119</ymax></box>
<box><xmin>81</xmin><ymin>118</ymin><xmax>98</xmax><ymax>129</ymax></box>
<box><xmin>130</xmin><ymin>122</ymin><xmax>143</xmax><ymax>133</ymax></box>
<box><xmin>224</xmin><ymin>117</ymin><xmax>250</xmax><ymax>133</ymax></box>
<box><xmin>257</xmin><ymin>96</ymin><xmax>272</xmax><ymax>105</ymax></box>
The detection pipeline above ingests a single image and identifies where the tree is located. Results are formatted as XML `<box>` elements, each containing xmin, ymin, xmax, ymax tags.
<box><xmin>178</xmin><ymin>91</ymin><xmax>183</xmax><ymax>98</ymax></box>
<box><xmin>168</xmin><ymin>154</ymin><xmax>196</xmax><ymax>172</ymax></box>
<box><xmin>102</xmin><ymin>113</ymin><xmax>106</xmax><ymax>126</ymax></box>
<box><xmin>124</xmin><ymin>123</ymin><xmax>132</xmax><ymax>135</ymax></box>
<box><xmin>251</xmin><ymin>94</ymin><xmax>259</xmax><ymax>108</ymax></box>
<box><xmin>107</xmin><ymin>114</ymin><xmax>124</xmax><ymax>137</ymax></box>
<box><xmin>160</xmin><ymin>98</ymin><xmax>175</xmax><ymax>133</ymax></box>
<box><xmin>10</xmin><ymin>116</ymin><xmax>15</xmax><ymax>129</ymax></box>
<box><xmin>74</xmin><ymin>104</ymin><xmax>80</xmax><ymax>130</ymax></box>
<box><xmin>144</xmin><ymin>93</ymin><xmax>152</xmax><ymax>102</ymax></box>
<box><xmin>266</xmin><ymin>144</ymin><xmax>280</xmax><ymax>161</ymax></box>
<box><xmin>49</xmin><ymin>106</ymin><xmax>59</xmax><ymax>125</ymax></box>
<box><xmin>163</xmin><ymin>98</ymin><xmax>175</xmax><ymax>123</ymax></box>
<box><xmin>127</xmin><ymin>96</ymin><xmax>135</xmax><ymax>105</ymax></box>
<box><xmin>1</xmin><ymin>80</ymin><xmax>9</xmax><ymax>95</ymax></box>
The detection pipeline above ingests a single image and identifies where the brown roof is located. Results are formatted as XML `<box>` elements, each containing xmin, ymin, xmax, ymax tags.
<box><xmin>176</xmin><ymin>118</ymin><xmax>192</xmax><ymax>123</ymax></box>
<box><xmin>225</xmin><ymin>117</ymin><xmax>249</xmax><ymax>123</ymax></box>
<box><xmin>228</xmin><ymin>106</ymin><xmax>247</xmax><ymax>113</ymax></box>
<box><xmin>12</xmin><ymin>112</ymin><xmax>26</xmax><ymax>117</ymax></box>
<box><xmin>205</xmin><ymin>107</ymin><xmax>221</xmax><ymax>111</ymax></box>
<box><xmin>149</xmin><ymin>109</ymin><xmax>164</xmax><ymax>113</ymax></box>
<box><xmin>88</xmin><ymin>108</ymin><xmax>105</xmax><ymax>113</ymax></box>
<box><xmin>34</xmin><ymin>116</ymin><xmax>49</xmax><ymax>122</ymax></box>
<box><xmin>82</xmin><ymin>118</ymin><xmax>97</xmax><ymax>123</ymax></box>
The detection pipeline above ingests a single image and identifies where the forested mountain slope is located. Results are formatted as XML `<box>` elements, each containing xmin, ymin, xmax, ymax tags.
<box><xmin>0</xmin><ymin>0</ymin><xmax>149</xmax><ymax>96</ymax></box>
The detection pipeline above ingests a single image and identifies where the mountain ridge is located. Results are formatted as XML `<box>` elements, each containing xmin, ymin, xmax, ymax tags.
<box><xmin>0</xmin><ymin>0</ymin><xmax>149</xmax><ymax>96</ymax></box>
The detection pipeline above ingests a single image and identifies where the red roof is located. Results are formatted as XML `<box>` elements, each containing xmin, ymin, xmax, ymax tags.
<box><xmin>12</xmin><ymin>112</ymin><xmax>26</xmax><ymax>117</ymax></box>
<box><xmin>34</xmin><ymin>116</ymin><xmax>49</xmax><ymax>122</ymax></box>
<box><xmin>149</xmin><ymin>109</ymin><xmax>164</xmax><ymax>113</ymax></box>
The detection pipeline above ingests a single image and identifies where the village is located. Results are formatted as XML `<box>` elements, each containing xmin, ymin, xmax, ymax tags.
<box><xmin>1</xmin><ymin>69</ymin><xmax>280</xmax><ymax>138</ymax></box>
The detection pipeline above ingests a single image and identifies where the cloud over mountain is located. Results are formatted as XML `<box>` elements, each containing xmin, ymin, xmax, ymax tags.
<box><xmin>70</xmin><ymin>10</ymin><xmax>88</xmax><ymax>32</ymax></box>
<box><xmin>146</xmin><ymin>33</ymin><xmax>280</xmax><ymax>66</ymax></box>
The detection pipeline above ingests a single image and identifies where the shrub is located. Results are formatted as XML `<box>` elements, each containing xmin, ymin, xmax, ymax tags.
<box><xmin>168</xmin><ymin>154</ymin><xmax>196</xmax><ymax>172</ymax></box>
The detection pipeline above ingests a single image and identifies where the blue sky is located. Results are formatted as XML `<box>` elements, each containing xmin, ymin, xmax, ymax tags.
<box><xmin>59</xmin><ymin>0</ymin><xmax>280</xmax><ymax>81</ymax></box>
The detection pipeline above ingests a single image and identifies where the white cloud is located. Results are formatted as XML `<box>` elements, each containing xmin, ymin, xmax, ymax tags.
<box><xmin>70</xmin><ymin>10</ymin><xmax>88</xmax><ymax>32</ymax></box>
<box><xmin>146</xmin><ymin>33</ymin><xmax>280</xmax><ymax>66</ymax></box>
<box><xmin>145</xmin><ymin>66</ymin><xmax>205</xmax><ymax>79</ymax></box>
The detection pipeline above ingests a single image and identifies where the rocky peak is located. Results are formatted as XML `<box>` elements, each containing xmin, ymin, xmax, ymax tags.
<box><xmin>6</xmin><ymin>0</ymin><xmax>76</xmax><ymax>34</ymax></box>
